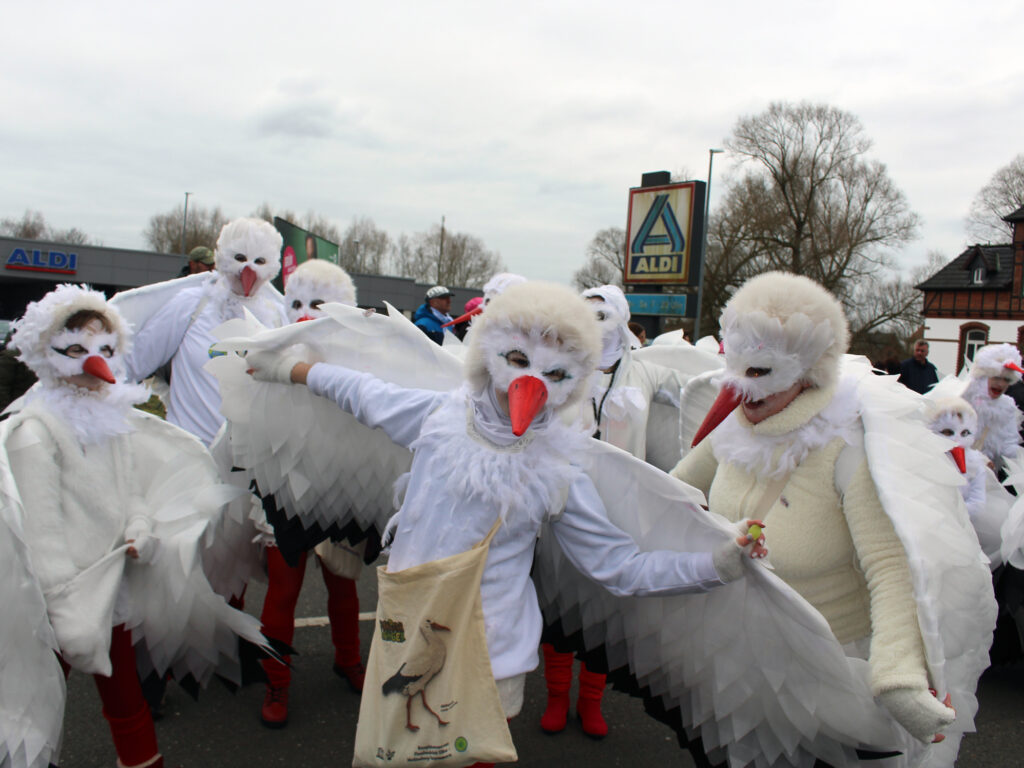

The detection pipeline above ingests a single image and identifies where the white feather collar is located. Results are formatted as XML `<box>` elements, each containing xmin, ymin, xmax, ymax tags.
<box><xmin>400</xmin><ymin>384</ymin><xmax>589</xmax><ymax>525</ymax></box>
<box><xmin>711</xmin><ymin>378</ymin><xmax>860</xmax><ymax>479</ymax></box>
<box><xmin>22</xmin><ymin>380</ymin><xmax>152</xmax><ymax>446</ymax></box>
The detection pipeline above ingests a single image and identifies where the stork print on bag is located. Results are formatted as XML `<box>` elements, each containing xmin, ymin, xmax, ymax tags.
<box><xmin>381</xmin><ymin>618</ymin><xmax>451</xmax><ymax>731</ymax></box>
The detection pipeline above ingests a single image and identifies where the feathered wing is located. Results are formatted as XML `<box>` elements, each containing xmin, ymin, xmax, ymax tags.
<box><xmin>632</xmin><ymin>345</ymin><xmax>724</xmax><ymax>471</ymax></box>
<box><xmin>108</xmin><ymin>273</ymin><xmax>211</xmax><ymax>330</ymax></box>
<box><xmin>0</xmin><ymin>454</ymin><xmax>65</xmax><ymax>768</ymax></box>
<box><xmin>207</xmin><ymin>303</ymin><xmax>463</xmax><ymax>553</ymax></box>
<box><xmin>845</xmin><ymin>356</ymin><xmax>997</xmax><ymax>767</ymax></box>
<box><xmin>536</xmin><ymin>441</ymin><xmax>906</xmax><ymax>768</ymax></box>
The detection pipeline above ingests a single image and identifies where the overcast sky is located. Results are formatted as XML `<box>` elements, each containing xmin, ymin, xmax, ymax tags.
<box><xmin>2</xmin><ymin>0</ymin><xmax>1021</xmax><ymax>285</ymax></box>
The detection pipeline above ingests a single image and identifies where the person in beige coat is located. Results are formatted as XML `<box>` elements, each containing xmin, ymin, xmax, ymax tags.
<box><xmin>671</xmin><ymin>272</ymin><xmax>957</xmax><ymax>761</ymax></box>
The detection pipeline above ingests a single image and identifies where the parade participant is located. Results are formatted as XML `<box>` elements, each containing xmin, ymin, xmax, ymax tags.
<box><xmin>240</xmin><ymin>281</ymin><xmax>765</xmax><ymax>765</ymax></box>
<box><xmin>667</xmin><ymin>272</ymin><xmax>993</xmax><ymax>766</ymax></box>
<box><xmin>960</xmin><ymin>343</ymin><xmax>1024</xmax><ymax>470</ymax></box>
<box><xmin>0</xmin><ymin>285</ymin><xmax>270</xmax><ymax>768</ymax></box>
<box><xmin>928</xmin><ymin>397</ymin><xmax>987</xmax><ymax>521</ymax></box>
<box><xmin>259</xmin><ymin>258</ymin><xmax>365</xmax><ymax>728</ymax></box>
<box><xmin>119</xmin><ymin>217</ymin><xmax>288</xmax><ymax>445</ymax></box>
<box><xmin>538</xmin><ymin>283</ymin><xmax>694</xmax><ymax>739</ymax></box>
<box><xmin>412</xmin><ymin>286</ymin><xmax>455</xmax><ymax>345</ymax></box>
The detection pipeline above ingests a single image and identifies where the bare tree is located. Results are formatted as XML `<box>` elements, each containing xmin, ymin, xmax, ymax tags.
<box><xmin>392</xmin><ymin>224</ymin><xmax>503</xmax><ymax>288</ymax></box>
<box><xmin>144</xmin><ymin>203</ymin><xmax>229</xmax><ymax>254</ymax></box>
<box><xmin>1</xmin><ymin>209</ymin><xmax>96</xmax><ymax>245</ymax></box>
<box><xmin>572</xmin><ymin>227</ymin><xmax>625</xmax><ymax>290</ymax></box>
<box><xmin>252</xmin><ymin>203</ymin><xmax>344</xmax><ymax>246</ymax></box>
<box><xmin>699</xmin><ymin>101</ymin><xmax>920</xmax><ymax>336</ymax></box>
<box><xmin>966</xmin><ymin>154</ymin><xmax>1024</xmax><ymax>243</ymax></box>
<box><xmin>339</xmin><ymin>217</ymin><xmax>391</xmax><ymax>275</ymax></box>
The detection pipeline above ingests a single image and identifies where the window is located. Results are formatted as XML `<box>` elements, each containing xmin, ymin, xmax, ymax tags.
<box><xmin>957</xmin><ymin>323</ymin><xmax>990</xmax><ymax>374</ymax></box>
<box><xmin>973</xmin><ymin>267</ymin><xmax>984</xmax><ymax>284</ymax></box>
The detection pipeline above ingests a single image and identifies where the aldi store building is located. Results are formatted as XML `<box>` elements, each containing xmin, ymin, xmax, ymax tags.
<box><xmin>0</xmin><ymin>236</ymin><xmax>481</xmax><ymax>328</ymax></box>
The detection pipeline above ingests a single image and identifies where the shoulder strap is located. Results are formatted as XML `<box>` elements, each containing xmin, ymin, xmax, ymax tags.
<box><xmin>751</xmin><ymin>471</ymin><xmax>792</xmax><ymax>518</ymax></box>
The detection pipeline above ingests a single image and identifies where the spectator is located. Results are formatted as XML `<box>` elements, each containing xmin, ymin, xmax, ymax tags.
<box><xmin>177</xmin><ymin>245</ymin><xmax>216</xmax><ymax>277</ymax></box>
<box><xmin>627</xmin><ymin>321</ymin><xmax>647</xmax><ymax>347</ymax></box>
<box><xmin>898</xmin><ymin>340</ymin><xmax>939</xmax><ymax>394</ymax></box>
<box><xmin>413</xmin><ymin>286</ymin><xmax>454</xmax><ymax>345</ymax></box>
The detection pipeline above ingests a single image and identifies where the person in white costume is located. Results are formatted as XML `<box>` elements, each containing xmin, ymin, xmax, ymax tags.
<box><xmin>928</xmin><ymin>398</ymin><xmax>987</xmax><ymax>521</ymax></box>
<box><xmin>538</xmin><ymin>283</ymin><xmax>692</xmax><ymax>738</ymax></box>
<box><xmin>0</xmin><ymin>285</ymin><xmax>270</xmax><ymax>768</ymax></box>
<box><xmin>960</xmin><ymin>343</ymin><xmax>1024</xmax><ymax>470</ymax></box>
<box><xmin>244</xmin><ymin>281</ymin><xmax>765</xmax><ymax>768</ymax></box>
<box><xmin>259</xmin><ymin>259</ymin><xmax>366</xmax><ymax>728</ymax></box>
<box><xmin>671</xmin><ymin>272</ymin><xmax>967</xmax><ymax>765</ymax></box>
<box><xmin>122</xmin><ymin>217</ymin><xmax>288</xmax><ymax>445</ymax></box>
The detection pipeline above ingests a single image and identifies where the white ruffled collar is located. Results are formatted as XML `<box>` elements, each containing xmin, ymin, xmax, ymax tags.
<box><xmin>22</xmin><ymin>380</ymin><xmax>152</xmax><ymax>446</ymax></box>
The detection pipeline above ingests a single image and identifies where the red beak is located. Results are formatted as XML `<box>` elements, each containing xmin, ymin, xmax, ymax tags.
<box><xmin>950</xmin><ymin>445</ymin><xmax>967</xmax><ymax>474</ymax></box>
<box><xmin>1005</xmin><ymin>362</ymin><xmax>1024</xmax><ymax>375</ymax></box>
<box><xmin>82</xmin><ymin>355</ymin><xmax>116</xmax><ymax>384</ymax></box>
<box><xmin>442</xmin><ymin>306</ymin><xmax>483</xmax><ymax>328</ymax></box>
<box><xmin>240</xmin><ymin>265</ymin><xmax>258</xmax><ymax>297</ymax></box>
<box><xmin>507</xmin><ymin>375</ymin><xmax>548</xmax><ymax>436</ymax></box>
<box><xmin>691</xmin><ymin>383</ymin><xmax>742</xmax><ymax>447</ymax></box>
<box><xmin>297</xmin><ymin>315</ymin><xmax>315</xmax><ymax>323</ymax></box>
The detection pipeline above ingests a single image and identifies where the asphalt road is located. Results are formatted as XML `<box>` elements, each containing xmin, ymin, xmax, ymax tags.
<box><xmin>58</xmin><ymin>559</ymin><xmax>1024</xmax><ymax>767</ymax></box>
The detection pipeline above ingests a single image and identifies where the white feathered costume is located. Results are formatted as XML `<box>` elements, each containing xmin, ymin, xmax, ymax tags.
<box><xmin>960</xmin><ymin>343</ymin><xmax>1024</xmax><ymax>467</ymax></box>
<box><xmin>116</xmin><ymin>217</ymin><xmax>288</xmax><ymax>445</ymax></box>
<box><xmin>668</xmin><ymin>273</ymin><xmax>994</xmax><ymax>766</ymax></box>
<box><xmin>0</xmin><ymin>285</ymin><xmax>271</xmax><ymax>768</ymax></box>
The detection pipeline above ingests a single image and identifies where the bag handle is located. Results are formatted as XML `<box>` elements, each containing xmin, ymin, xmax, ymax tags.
<box><xmin>751</xmin><ymin>471</ymin><xmax>792</xmax><ymax>518</ymax></box>
<box><xmin>476</xmin><ymin>517</ymin><xmax>503</xmax><ymax>551</ymax></box>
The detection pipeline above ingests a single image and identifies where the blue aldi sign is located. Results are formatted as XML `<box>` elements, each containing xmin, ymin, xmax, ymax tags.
<box><xmin>5</xmin><ymin>247</ymin><xmax>78</xmax><ymax>275</ymax></box>
<box><xmin>625</xmin><ymin>293</ymin><xmax>689</xmax><ymax>317</ymax></box>
<box><xmin>624</xmin><ymin>181</ymin><xmax>705</xmax><ymax>285</ymax></box>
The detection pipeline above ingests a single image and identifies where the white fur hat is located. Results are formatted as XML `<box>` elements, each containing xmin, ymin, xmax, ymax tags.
<box><xmin>483</xmin><ymin>272</ymin><xmax>528</xmax><ymax>303</ymax></box>
<box><xmin>970</xmin><ymin>343</ymin><xmax>1024</xmax><ymax>382</ymax></box>
<box><xmin>581</xmin><ymin>284</ymin><xmax>630</xmax><ymax>326</ymax></box>
<box><xmin>464</xmin><ymin>281</ymin><xmax>600</xmax><ymax>410</ymax></box>
<box><xmin>10</xmin><ymin>284</ymin><xmax>131</xmax><ymax>380</ymax></box>
<box><xmin>215</xmin><ymin>217</ymin><xmax>283</xmax><ymax>282</ymax></box>
<box><xmin>285</xmin><ymin>259</ymin><xmax>357</xmax><ymax>321</ymax></box>
<box><xmin>719</xmin><ymin>272</ymin><xmax>849</xmax><ymax>401</ymax></box>
<box><xmin>928</xmin><ymin>397</ymin><xmax>978</xmax><ymax>448</ymax></box>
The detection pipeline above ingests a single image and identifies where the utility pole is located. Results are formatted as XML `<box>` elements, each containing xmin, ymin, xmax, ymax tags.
<box><xmin>180</xmin><ymin>192</ymin><xmax>192</xmax><ymax>254</ymax></box>
<box><xmin>438</xmin><ymin>215</ymin><xmax>446</xmax><ymax>284</ymax></box>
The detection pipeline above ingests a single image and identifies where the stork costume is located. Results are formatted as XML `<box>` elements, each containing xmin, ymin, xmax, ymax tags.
<box><xmin>244</xmin><ymin>282</ymin><xmax>760</xmax><ymax>759</ymax></box>
<box><xmin>960</xmin><ymin>343</ymin><xmax>1024</xmax><ymax>469</ymax></box>
<box><xmin>122</xmin><ymin>218</ymin><xmax>288</xmax><ymax>445</ymax></box>
<box><xmin>0</xmin><ymin>286</ymin><xmax>270</xmax><ymax>768</ymax></box>
<box><xmin>928</xmin><ymin>398</ymin><xmax>987</xmax><ymax>522</ymax></box>
<box><xmin>671</xmin><ymin>272</ymin><xmax>994</xmax><ymax>766</ymax></box>
<box><xmin>259</xmin><ymin>259</ymin><xmax>365</xmax><ymax>727</ymax></box>
<box><xmin>540</xmin><ymin>283</ymin><xmax>692</xmax><ymax>738</ymax></box>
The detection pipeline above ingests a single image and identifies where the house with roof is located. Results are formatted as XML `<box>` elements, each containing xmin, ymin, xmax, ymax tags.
<box><xmin>916</xmin><ymin>205</ymin><xmax>1024</xmax><ymax>376</ymax></box>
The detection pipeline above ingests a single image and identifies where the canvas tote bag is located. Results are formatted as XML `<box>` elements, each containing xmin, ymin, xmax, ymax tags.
<box><xmin>353</xmin><ymin>519</ymin><xmax>517</xmax><ymax>767</ymax></box>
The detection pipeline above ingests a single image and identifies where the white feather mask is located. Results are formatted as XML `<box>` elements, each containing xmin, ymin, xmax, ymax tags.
<box><xmin>46</xmin><ymin>327</ymin><xmax>125</xmax><ymax>383</ymax></box>
<box><xmin>929</xmin><ymin>403</ymin><xmax>978</xmax><ymax>449</ymax></box>
<box><xmin>720</xmin><ymin>306</ymin><xmax>837</xmax><ymax>402</ymax></box>
<box><xmin>215</xmin><ymin>218</ymin><xmax>283</xmax><ymax>298</ymax></box>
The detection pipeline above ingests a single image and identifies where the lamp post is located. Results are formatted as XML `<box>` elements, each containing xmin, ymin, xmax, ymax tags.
<box><xmin>180</xmin><ymin>192</ymin><xmax>192</xmax><ymax>255</ymax></box>
<box><xmin>693</xmin><ymin>149</ymin><xmax>723</xmax><ymax>339</ymax></box>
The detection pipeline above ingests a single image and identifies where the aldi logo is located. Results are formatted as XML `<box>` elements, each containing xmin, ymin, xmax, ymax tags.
<box><xmin>5</xmin><ymin>247</ymin><xmax>78</xmax><ymax>275</ymax></box>
<box><xmin>624</xmin><ymin>181</ymin><xmax>705</xmax><ymax>285</ymax></box>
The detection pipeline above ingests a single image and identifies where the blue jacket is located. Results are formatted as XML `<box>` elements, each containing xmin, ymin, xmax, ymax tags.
<box><xmin>413</xmin><ymin>303</ymin><xmax>450</xmax><ymax>345</ymax></box>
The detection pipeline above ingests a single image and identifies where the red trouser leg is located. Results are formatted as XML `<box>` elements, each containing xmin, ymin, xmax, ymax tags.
<box><xmin>260</xmin><ymin>547</ymin><xmax>307</xmax><ymax>688</ymax></box>
<box><xmin>321</xmin><ymin>567</ymin><xmax>360</xmax><ymax>667</ymax></box>
<box><xmin>93</xmin><ymin>625</ymin><xmax>160</xmax><ymax>767</ymax></box>
<box><xmin>540</xmin><ymin>643</ymin><xmax>573</xmax><ymax>733</ymax></box>
<box><xmin>576</xmin><ymin>663</ymin><xmax>608</xmax><ymax>738</ymax></box>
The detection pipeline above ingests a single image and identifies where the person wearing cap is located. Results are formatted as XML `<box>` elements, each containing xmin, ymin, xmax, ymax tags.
<box><xmin>670</xmin><ymin>272</ymin><xmax>978</xmax><ymax>759</ymax></box>
<box><xmin>177</xmin><ymin>246</ymin><xmax>216</xmax><ymax>277</ymax></box>
<box><xmin>960</xmin><ymin>343</ymin><xmax>1024</xmax><ymax>470</ymax></box>
<box><xmin>413</xmin><ymin>286</ymin><xmax>455</xmax><ymax>345</ymax></box>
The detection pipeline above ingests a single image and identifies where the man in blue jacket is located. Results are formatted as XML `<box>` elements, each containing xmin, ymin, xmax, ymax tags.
<box><xmin>413</xmin><ymin>286</ymin><xmax>455</xmax><ymax>345</ymax></box>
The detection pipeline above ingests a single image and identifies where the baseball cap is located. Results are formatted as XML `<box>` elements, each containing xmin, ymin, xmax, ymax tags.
<box><xmin>426</xmin><ymin>285</ymin><xmax>454</xmax><ymax>300</ymax></box>
<box><xmin>188</xmin><ymin>246</ymin><xmax>215</xmax><ymax>266</ymax></box>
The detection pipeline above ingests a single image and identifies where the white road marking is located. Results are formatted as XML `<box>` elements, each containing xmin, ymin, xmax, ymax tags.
<box><xmin>294</xmin><ymin>612</ymin><xmax>375</xmax><ymax>628</ymax></box>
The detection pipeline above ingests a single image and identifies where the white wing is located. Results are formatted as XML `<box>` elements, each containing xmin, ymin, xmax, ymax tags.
<box><xmin>208</xmin><ymin>303</ymin><xmax>462</xmax><ymax>552</ymax></box>
<box><xmin>109</xmin><ymin>273</ymin><xmax>211</xmax><ymax>329</ymax></box>
<box><xmin>678</xmin><ymin>369</ymin><xmax>724</xmax><ymax>456</ymax></box>
<box><xmin>0</xmin><ymin>451</ymin><xmax>65</xmax><ymax>768</ymax></box>
<box><xmin>632</xmin><ymin>345</ymin><xmax>724</xmax><ymax>471</ymax></box>
<box><xmin>535</xmin><ymin>442</ymin><xmax>907</xmax><ymax>768</ymax></box>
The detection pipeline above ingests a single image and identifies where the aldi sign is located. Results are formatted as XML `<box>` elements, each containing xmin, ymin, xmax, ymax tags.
<box><xmin>6</xmin><ymin>247</ymin><xmax>78</xmax><ymax>275</ymax></box>
<box><xmin>624</xmin><ymin>181</ymin><xmax>705</xmax><ymax>285</ymax></box>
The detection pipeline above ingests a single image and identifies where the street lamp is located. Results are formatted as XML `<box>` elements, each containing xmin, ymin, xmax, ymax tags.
<box><xmin>180</xmin><ymin>192</ymin><xmax>192</xmax><ymax>255</ymax></box>
<box><xmin>694</xmin><ymin>149</ymin><xmax>724</xmax><ymax>339</ymax></box>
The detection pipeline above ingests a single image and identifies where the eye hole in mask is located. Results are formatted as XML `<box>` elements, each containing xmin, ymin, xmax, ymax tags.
<box><xmin>502</xmin><ymin>350</ymin><xmax>529</xmax><ymax>369</ymax></box>
<box><xmin>745</xmin><ymin>367</ymin><xmax>772</xmax><ymax>378</ymax></box>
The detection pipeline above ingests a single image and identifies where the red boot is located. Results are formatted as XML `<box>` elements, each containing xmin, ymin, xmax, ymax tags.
<box><xmin>576</xmin><ymin>664</ymin><xmax>608</xmax><ymax>739</ymax></box>
<box><xmin>540</xmin><ymin>643</ymin><xmax>573</xmax><ymax>733</ymax></box>
<box><xmin>261</xmin><ymin>685</ymin><xmax>289</xmax><ymax>728</ymax></box>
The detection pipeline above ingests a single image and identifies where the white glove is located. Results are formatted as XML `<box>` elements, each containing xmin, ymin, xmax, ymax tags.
<box><xmin>713</xmin><ymin>519</ymin><xmax>768</xmax><ymax>583</ymax></box>
<box><xmin>246</xmin><ymin>349</ymin><xmax>304</xmax><ymax>384</ymax></box>
<box><xmin>878</xmin><ymin>687</ymin><xmax>956</xmax><ymax>743</ymax></box>
<box><xmin>125</xmin><ymin>517</ymin><xmax>158</xmax><ymax>565</ymax></box>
